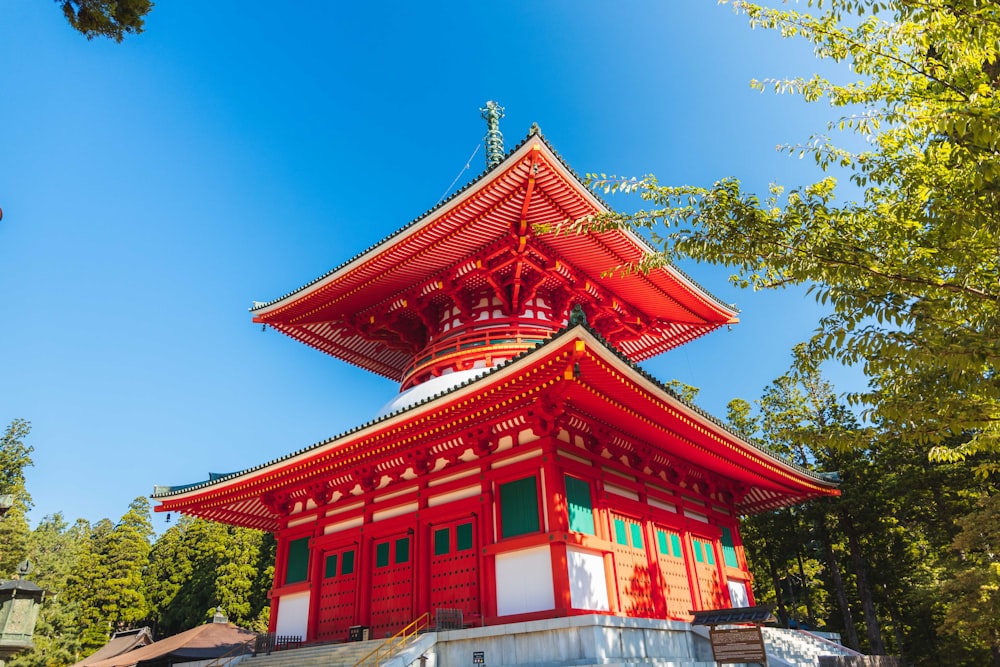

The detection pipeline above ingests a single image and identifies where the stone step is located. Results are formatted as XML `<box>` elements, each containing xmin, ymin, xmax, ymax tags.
<box><xmin>242</xmin><ymin>638</ymin><xmax>388</xmax><ymax>667</ymax></box>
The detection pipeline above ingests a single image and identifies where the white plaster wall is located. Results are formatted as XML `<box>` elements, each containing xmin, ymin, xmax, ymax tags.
<box><xmin>729</xmin><ymin>579</ymin><xmax>750</xmax><ymax>607</ymax></box>
<box><xmin>567</xmin><ymin>547</ymin><xmax>610</xmax><ymax>611</ymax></box>
<box><xmin>274</xmin><ymin>591</ymin><xmax>310</xmax><ymax>640</ymax></box>
<box><xmin>495</xmin><ymin>546</ymin><xmax>554</xmax><ymax>616</ymax></box>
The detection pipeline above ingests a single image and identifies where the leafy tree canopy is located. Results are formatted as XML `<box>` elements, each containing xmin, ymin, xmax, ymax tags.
<box><xmin>0</xmin><ymin>419</ymin><xmax>34</xmax><ymax>576</ymax></box>
<box><xmin>571</xmin><ymin>0</ymin><xmax>1000</xmax><ymax>473</ymax></box>
<box><xmin>940</xmin><ymin>494</ymin><xmax>1000</xmax><ymax>665</ymax></box>
<box><xmin>0</xmin><ymin>418</ymin><xmax>33</xmax><ymax>503</ymax></box>
<box><xmin>57</xmin><ymin>0</ymin><xmax>154</xmax><ymax>42</ymax></box>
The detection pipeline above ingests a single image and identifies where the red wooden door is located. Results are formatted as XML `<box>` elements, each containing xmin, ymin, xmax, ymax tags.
<box><xmin>690</xmin><ymin>536</ymin><xmax>726</xmax><ymax>610</ymax></box>
<box><xmin>315</xmin><ymin>545</ymin><xmax>359</xmax><ymax>641</ymax></box>
<box><xmin>428</xmin><ymin>517</ymin><xmax>480</xmax><ymax>622</ymax></box>
<box><xmin>369</xmin><ymin>534</ymin><xmax>414</xmax><ymax>638</ymax></box>
<box><xmin>609</xmin><ymin>513</ymin><xmax>655</xmax><ymax>617</ymax></box>
<box><xmin>653</xmin><ymin>527</ymin><xmax>694</xmax><ymax>619</ymax></box>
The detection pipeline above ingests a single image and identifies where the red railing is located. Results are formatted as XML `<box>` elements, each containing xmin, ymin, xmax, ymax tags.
<box><xmin>402</xmin><ymin>325</ymin><xmax>556</xmax><ymax>388</ymax></box>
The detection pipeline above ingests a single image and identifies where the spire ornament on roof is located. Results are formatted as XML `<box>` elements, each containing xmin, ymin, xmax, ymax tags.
<box><xmin>480</xmin><ymin>100</ymin><xmax>505</xmax><ymax>168</ymax></box>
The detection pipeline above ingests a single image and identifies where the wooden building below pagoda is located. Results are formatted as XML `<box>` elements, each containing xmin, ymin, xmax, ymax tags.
<box><xmin>153</xmin><ymin>121</ymin><xmax>839</xmax><ymax>642</ymax></box>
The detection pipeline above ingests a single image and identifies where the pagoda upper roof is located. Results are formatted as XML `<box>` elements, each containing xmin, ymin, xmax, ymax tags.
<box><xmin>250</xmin><ymin>129</ymin><xmax>739</xmax><ymax>381</ymax></box>
<box><xmin>153</xmin><ymin>319</ymin><xmax>837</xmax><ymax>531</ymax></box>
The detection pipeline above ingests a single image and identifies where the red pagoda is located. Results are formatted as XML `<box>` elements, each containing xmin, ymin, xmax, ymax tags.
<box><xmin>153</xmin><ymin>104</ymin><xmax>839</xmax><ymax>642</ymax></box>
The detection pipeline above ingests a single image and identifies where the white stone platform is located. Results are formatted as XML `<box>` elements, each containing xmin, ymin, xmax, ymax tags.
<box><xmin>392</xmin><ymin>615</ymin><xmax>718</xmax><ymax>667</ymax></box>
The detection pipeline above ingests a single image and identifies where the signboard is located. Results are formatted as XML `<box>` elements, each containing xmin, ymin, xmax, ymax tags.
<box><xmin>472</xmin><ymin>651</ymin><xmax>485</xmax><ymax>664</ymax></box>
<box><xmin>709</xmin><ymin>626</ymin><xmax>767</xmax><ymax>664</ymax></box>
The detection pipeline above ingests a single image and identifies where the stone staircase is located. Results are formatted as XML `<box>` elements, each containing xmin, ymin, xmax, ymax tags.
<box><xmin>238</xmin><ymin>638</ymin><xmax>391</xmax><ymax>667</ymax></box>
<box><xmin>762</xmin><ymin>627</ymin><xmax>862</xmax><ymax>667</ymax></box>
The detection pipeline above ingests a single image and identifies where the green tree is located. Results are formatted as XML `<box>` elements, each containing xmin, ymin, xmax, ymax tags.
<box><xmin>57</xmin><ymin>0</ymin><xmax>154</xmax><ymax>42</ymax></box>
<box><xmin>68</xmin><ymin>518</ymin><xmax>114</xmax><ymax>652</ymax></box>
<box><xmin>106</xmin><ymin>497</ymin><xmax>153</xmax><ymax>626</ymax></box>
<box><xmin>575</xmin><ymin>0</ymin><xmax>1000</xmax><ymax>472</ymax></box>
<box><xmin>9</xmin><ymin>515</ymin><xmax>90</xmax><ymax>667</ymax></box>
<box><xmin>729</xmin><ymin>359</ymin><xmax>886</xmax><ymax>652</ymax></box>
<box><xmin>0</xmin><ymin>419</ymin><xmax>33</xmax><ymax>576</ymax></box>
<box><xmin>940</xmin><ymin>494</ymin><xmax>1000</xmax><ymax>667</ymax></box>
<box><xmin>732</xmin><ymin>349</ymin><xmax>997</xmax><ymax>664</ymax></box>
<box><xmin>68</xmin><ymin>498</ymin><xmax>153</xmax><ymax>651</ymax></box>
<box><xmin>146</xmin><ymin>516</ymin><xmax>271</xmax><ymax>635</ymax></box>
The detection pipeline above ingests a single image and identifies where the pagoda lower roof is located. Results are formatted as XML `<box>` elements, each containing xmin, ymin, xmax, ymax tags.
<box><xmin>250</xmin><ymin>130</ymin><xmax>739</xmax><ymax>381</ymax></box>
<box><xmin>153</xmin><ymin>322</ymin><xmax>838</xmax><ymax>531</ymax></box>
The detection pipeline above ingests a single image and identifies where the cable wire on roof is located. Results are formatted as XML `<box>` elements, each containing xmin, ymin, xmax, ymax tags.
<box><xmin>435</xmin><ymin>143</ymin><xmax>481</xmax><ymax>207</ymax></box>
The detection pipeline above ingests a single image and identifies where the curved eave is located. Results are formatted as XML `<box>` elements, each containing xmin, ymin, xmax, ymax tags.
<box><xmin>154</xmin><ymin>323</ymin><xmax>836</xmax><ymax>529</ymax></box>
<box><xmin>567</xmin><ymin>328</ymin><xmax>839</xmax><ymax>514</ymax></box>
<box><xmin>250</xmin><ymin>131</ymin><xmax>738</xmax><ymax>379</ymax></box>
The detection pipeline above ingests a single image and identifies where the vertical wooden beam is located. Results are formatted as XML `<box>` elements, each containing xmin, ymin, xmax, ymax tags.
<box><xmin>306</xmin><ymin>534</ymin><xmax>323</xmax><ymax>641</ymax></box>
<box><xmin>414</xmin><ymin>480</ymin><xmax>430</xmax><ymax>621</ymax></box>
<box><xmin>479</xmin><ymin>466</ymin><xmax>497</xmax><ymax>620</ymax></box>
<box><xmin>545</xmin><ymin>449</ymin><xmax>572</xmax><ymax>611</ymax></box>
<box><xmin>550</xmin><ymin>541</ymin><xmax>572</xmax><ymax>612</ymax></box>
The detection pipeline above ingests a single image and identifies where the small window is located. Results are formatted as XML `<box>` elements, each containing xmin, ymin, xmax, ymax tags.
<box><xmin>670</xmin><ymin>533</ymin><xmax>682</xmax><ymax>559</ymax></box>
<box><xmin>375</xmin><ymin>541</ymin><xmax>390</xmax><ymax>568</ymax></box>
<box><xmin>629</xmin><ymin>523</ymin><xmax>644</xmax><ymax>550</ymax></box>
<box><xmin>705</xmin><ymin>543</ymin><xmax>715</xmax><ymax>566</ymax></box>
<box><xmin>395</xmin><ymin>537</ymin><xmax>410</xmax><ymax>564</ymax></box>
<box><xmin>694</xmin><ymin>540</ymin><xmax>705</xmax><ymax>563</ymax></box>
<box><xmin>456</xmin><ymin>522</ymin><xmax>473</xmax><ymax>551</ymax></box>
<box><xmin>324</xmin><ymin>554</ymin><xmax>338</xmax><ymax>579</ymax></box>
<box><xmin>565</xmin><ymin>475</ymin><xmax>595</xmax><ymax>535</ymax></box>
<box><xmin>342</xmin><ymin>549</ymin><xmax>355</xmax><ymax>575</ymax></box>
<box><xmin>285</xmin><ymin>537</ymin><xmax>309</xmax><ymax>584</ymax></box>
<box><xmin>721</xmin><ymin>527</ymin><xmax>739</xmax><ymax>568</ymax></box>
<box><xmin>614</xmin><ymin>518</ymin><xmax>628</xmax><ymax>546</ymax></box>
<box><xmin>500</xmin><ymin>477</ymin><xmax>540</xmax><ymax>538</ymax></box>
<box><xmin>434</xmin><ymin>528</ymin><xmax>450</xmax><ymax>556</ymax></box>
<box><xmin>658</xmin><ymin>530</ymin><xmax>683</xmax><ymax>559</ymax></box>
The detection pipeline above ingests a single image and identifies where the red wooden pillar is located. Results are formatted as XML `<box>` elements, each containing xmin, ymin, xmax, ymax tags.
<box><xmin>268</xmin><ymin>534</ymin><xmax>288</xmax><ymax>633</ymax></box>
<box><xmin>415</xmin><ymin>481</ymin><xmax>431</xmax><ymax>620</ymax></box>
<box><xmin>479</xmin><ymin>467</ymin><xmax>497</xmax><ymax>619</ymax></box>
<box><xmin>543</xmin><ymin>444</ymin><xmax>568</xmax><ymax>532</ymax></box>
<box><xmin>357</xmin><ymin>501</ymin><xmax>373</xmax><ymax>626</ymax></box>
<box><xmin>594</xmin><ymin>478</ymin><xmax>620</xmax><ymax>615</ymax></box>
<box><xmin>306</xmin><ymin>534</ymin><xmax>324</xmax><ymax>641</ymax></box>
<box><xmin>545</xmin><ymin>455</ymin><xmax>571</xmax><ymax>611</ymax></box>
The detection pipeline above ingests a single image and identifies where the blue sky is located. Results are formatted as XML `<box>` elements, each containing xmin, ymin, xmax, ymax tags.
<box><xmin>0</xmin><ymin>2</ymin><xmax>863</xmax><ymax>530</ymax></box>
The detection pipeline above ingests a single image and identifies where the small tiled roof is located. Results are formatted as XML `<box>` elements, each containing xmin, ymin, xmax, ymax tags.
<box><xmin>69</xmin><ymin>628</ymin><xmax>153</xmax><ymax>667</ymax></box>
<box><xmin>691</xmin><ymin>606</ymin><xmax>776</xmax><ymax>626</ymax></box>
<box><xmin>87</xmin><ymin>623</ymin><xmax>255</xmax><ymax>667</ymax></box>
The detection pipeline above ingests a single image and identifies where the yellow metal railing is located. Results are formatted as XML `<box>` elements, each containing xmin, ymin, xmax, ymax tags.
<box><xmin>352</xmin><ymin>613</ymin><xmax>430</xmax><ymax>667</ymax></box>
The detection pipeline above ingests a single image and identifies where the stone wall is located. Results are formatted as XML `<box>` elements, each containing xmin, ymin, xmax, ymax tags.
<box><xmin>428</xmin><ymin>615</ymin><xmax>716</xmax><ymax>667</ymax></box>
